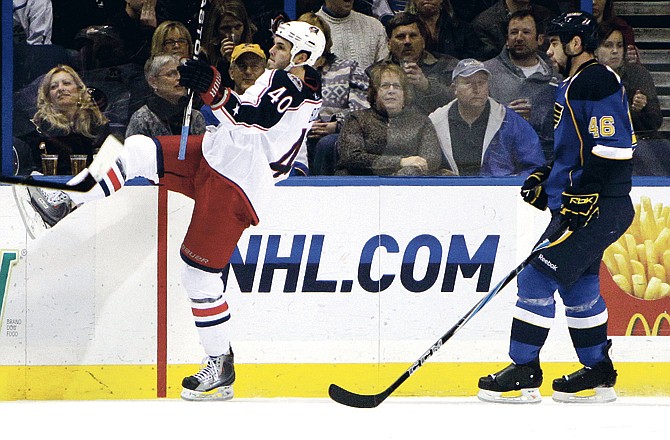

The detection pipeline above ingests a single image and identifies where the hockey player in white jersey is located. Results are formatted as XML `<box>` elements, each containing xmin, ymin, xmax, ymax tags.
<box><xmin>14</xmin><ymin>20</ymin><xmax>325</xmax><ymax>401</ymax></box>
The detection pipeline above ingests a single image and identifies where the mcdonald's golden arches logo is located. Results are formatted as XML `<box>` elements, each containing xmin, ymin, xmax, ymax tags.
<box><xmin>626</xmin><ymin>313</ymin><xmax>670</xmax><ymax>336</ymax></box>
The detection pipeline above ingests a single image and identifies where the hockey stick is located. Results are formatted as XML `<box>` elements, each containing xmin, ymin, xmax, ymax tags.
<box><xmin>178</xmin><ymin>0</ymin><xmax>208</xmax><ymax>161</ymax></box>
<box><xmin>0</xmin><ymin>135</ymin><xmax>124</xmax><ymax>192</ymax></box>
<box><xmin>328</xmin><ymin>222</ymin><xmax>570</xmax><ymax>408</ymax></box>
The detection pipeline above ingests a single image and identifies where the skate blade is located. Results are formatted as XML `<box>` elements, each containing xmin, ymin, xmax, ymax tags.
<box><xmin>552</xmin><ymin>387</ymin><xmax>617</xmax><ymax>403</ymax></box>
<box><xmin>477</xmin><ymin>388</ymin><xmax>542</xmax><ymax>404</ymax></box>
<box><xmin>12</xmin><ymin>185</ymin><xmax>48</xmax><ymax>240</ymax></box>
<box><xmin>180</xmin><ymin>385</ymin><xmax>234</xmax><ymax>402</ymax></box>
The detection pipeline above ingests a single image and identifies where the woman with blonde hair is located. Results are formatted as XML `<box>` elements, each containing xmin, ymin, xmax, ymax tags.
<box><xmin>26</xmin><ymin>64</ymin><xmax>110</xmax><ymax>174</ymax></box>
<box><xmin>150</xmin><ymin>20</ymin><xmax>194</xmax><ymax>59</ymax></box>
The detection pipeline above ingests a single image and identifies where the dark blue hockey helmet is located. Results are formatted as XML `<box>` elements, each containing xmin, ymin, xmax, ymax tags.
<box><xmin>546</xmin><ymin>11</ymin><xmax>599</xmax><ymax>52</ymax></box>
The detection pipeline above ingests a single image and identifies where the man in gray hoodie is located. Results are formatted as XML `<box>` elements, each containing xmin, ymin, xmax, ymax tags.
<box><xmin>483</xmin><ymin>9</ymin><xmax>560</xmax><ymax>160</ymax></box>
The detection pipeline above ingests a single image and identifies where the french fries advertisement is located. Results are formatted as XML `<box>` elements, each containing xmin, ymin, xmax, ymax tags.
<box><xmin>603</xmin><ymin>196</ymin><xmax>670</xmax><ymax>300</ymax></box>
<box><xmin>601</xmin><ymin>195</ymin><xmax>670</xmax><ymax>336</ymax></box>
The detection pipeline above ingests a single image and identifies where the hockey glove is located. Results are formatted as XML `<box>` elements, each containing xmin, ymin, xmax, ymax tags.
<box><xmin>178</xmin><ymin>59</ymin><xmax>225</xmax><ymax>106</ymax></box>
<box><xmin>520</xmin><ymin>164</ymin><xmax>552</xmax><ymax>210</ymax></box>
<box><xmin>559</xmin><ymin>184</ymin><xmax>601</xmax><ymax>231</ymax></box>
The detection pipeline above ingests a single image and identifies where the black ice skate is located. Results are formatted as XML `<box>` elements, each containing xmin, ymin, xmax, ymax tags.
<box><xmin>12</xmin><ymin>185</ymin><xmax>76</xmax><ymax>239</ymax></box>
<box><xmin>552</xmin><ymin>341</ymin><xmax>617</xmax><ymax>403</ymax></box>
<box><xmin>477</xmin><ymin>361</ymin><xmax>543</xmax><ymax>404</ymax></box>
<box><xmin>180</xmin><ymin>349</ymin><xmax>235</xmax><ymax>401</ymax></box>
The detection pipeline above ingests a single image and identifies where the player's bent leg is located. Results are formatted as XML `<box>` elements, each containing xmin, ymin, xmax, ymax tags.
<box><xmin>179</xmin><ymin>264</ymin><xmax>235</xmax><ymax>401</ymax></box>
<box><xmin>12</xmin><ymin>134</ymin><xmax>161</xmax><ymax>239</ymax></box>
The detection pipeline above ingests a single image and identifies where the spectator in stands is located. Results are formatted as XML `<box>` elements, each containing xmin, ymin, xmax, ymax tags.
<box><xmin>370</xmin><ymin>12</ymin><xmax>458</xmax><ymax>115</ymax></box>
<box><xmin>595</xmin><ymin>21</ymin><xmax>662</xmax><ymax>139</ymax></box>
<box><xmin>126</xmin><ymin>54</ymin><xmax>206</xmax><ymax>138</ymax></box>
<box><xmin>228</xmin><ymin>44</ymin><xmax>267</xmax><ymax>95</ymax></box>
<box><xmin>127</xmin><ymin>20</ymin><xmax>195</xmax><ymax>131</ymax></box>
<box><xmin>316</xmin><ymin>0</ymin><xmax>389</xmax><ymax>70</ymax></box>
<box><xmin>429</xmin><ymin>59</ymin><xmax>545</xmax><ymax>176</ymax></box>
<box><xmin>13</xmin><ymin>0</ymin><xmax>53</xmax><ymax>45</ymax></box>
<box><xmin>473</xmin><ymin>0</ymin><xmax>557</xmax><ymax>61</ymax></box>
<box><xmin>202</xmin><ymin>0</ymin><xmax>257</xmax><ymax>88</ymax></box>
<box><xmin>336</xmin><ymin>63</ymin><xmax>444</xmax><ymax>176</ymax></box>
<box><xmin>151</xmin><ymin>20</ymin><xmax>193</xmax><ymax>59</ymax></box>
<box><xmin>405</xmin><ymin>0</ymin><xmax>485</xmax><ymax>60</ymax></box>
<box><xmin>19</xmin><ymin>64</ymin><xmax>111</xmax><ymax>175</ymax></box>
<box><xmin>298</xmin><ymin>12</ymin><xmax>370</xmax><ymax>175</ymax></box>
<box><xmin>592</xmin><ymin>0</ymin><xmax>639</xmax><ymax>63</ymax></box>
<box><xmin>483</xmin><ymin>10</ymin><xmax>560</xmax><ymax>160</ymax></box>
<box><xmin>199</xmin><ymin>43</ymin><xmax>268</xmax><ymax>127</ymax></box>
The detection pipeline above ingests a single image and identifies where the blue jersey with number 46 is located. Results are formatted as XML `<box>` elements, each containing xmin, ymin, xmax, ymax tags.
<box><xmin>545</xmin><ymin>59</ymin><xmax>636</xmax><ymax>210</ymax></box>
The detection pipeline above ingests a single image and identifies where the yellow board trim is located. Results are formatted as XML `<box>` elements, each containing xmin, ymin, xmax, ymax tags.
<box><xmin>1</xmin><ymin>363</ymin><xmax>669</xmax><ymax>400</ymax></box>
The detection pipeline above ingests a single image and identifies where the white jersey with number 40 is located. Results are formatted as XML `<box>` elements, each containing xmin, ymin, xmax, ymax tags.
<box><xmin>206</xmin><ymin>67</ymin><xmax>322</xmax><ymax>215</ymax></box>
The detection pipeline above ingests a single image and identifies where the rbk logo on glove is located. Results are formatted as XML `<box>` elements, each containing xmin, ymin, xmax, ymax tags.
<box><xmin>560</xmin><ymin>185</ymin><xmax>600</xmax><ymax>230</ymax></box>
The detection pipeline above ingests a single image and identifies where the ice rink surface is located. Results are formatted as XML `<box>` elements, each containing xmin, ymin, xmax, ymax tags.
<box><xmin>2</xmin><ymin>397</ymin><xmax>669</xmax><ymax>439</ymax></box>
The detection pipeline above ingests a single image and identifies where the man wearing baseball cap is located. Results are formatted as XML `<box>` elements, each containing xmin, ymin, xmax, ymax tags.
<box><xmin>428</xmin><ymin>58</ymin><xmax>545</xmax><ymax>176</ymax></box>
<box><xmin>201</xmin><ymin>44</ymin><xmax>267</xmax><ymax>126</ymax></box>
<box><xmin>229</xmin><ymin>43</ymin><xmax>267</xmax><ymax>95</ymax></box>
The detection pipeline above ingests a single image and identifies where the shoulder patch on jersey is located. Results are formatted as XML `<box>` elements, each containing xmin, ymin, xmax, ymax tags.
<box><xmin>287</xmin><ymin>72</ymin><xmax>303</xmax><ymax>92</ymax></box>
<box><xmin>568</xmin><ymin>63</ymin><xmax>620</xmax><ymax>102</ymax></box>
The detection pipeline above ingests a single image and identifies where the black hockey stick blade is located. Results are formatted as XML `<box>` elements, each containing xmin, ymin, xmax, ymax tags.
<box><xmin>328</xmin><ymin>222</ymin><xmax>570</xmax><ymax>408</ymax></box>
<box><xmin>328</xmin><ymin>383</ymin><xmax>392</xmax><ymax>408</ymax></box>
<box><xmin>0</xmin><ymin>172</ymin><xmax>97</xmax><ymax>192</ymax></box>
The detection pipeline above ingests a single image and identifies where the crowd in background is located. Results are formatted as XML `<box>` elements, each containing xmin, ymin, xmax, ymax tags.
<box><xmin>10</xmin><ymin>0</ymin><xmax>668</xmax><ymax>176</ymax></box>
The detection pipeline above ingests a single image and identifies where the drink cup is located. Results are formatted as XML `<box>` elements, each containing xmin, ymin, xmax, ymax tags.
<box><xmin>69</xmin><ymin>154</ymin><xmax>88</xmax><ymax>175</ymax></box>
<box><xmin>41</xmin><ymin>154</ymin><xmax>59</xmax><ymax>175</ymax></box>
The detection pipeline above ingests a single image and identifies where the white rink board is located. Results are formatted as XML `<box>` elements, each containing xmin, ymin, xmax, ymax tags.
<box><xmin>1</xmin><ymin>183</ymin><xmax>669</xmax><ymax>367</ymax></box>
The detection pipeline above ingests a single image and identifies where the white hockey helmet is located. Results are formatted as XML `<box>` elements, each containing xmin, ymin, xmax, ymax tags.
<box><xmin>274</xmin><ymin>21</ymin><xmax>326</xmax><ymax>69</ymax></box>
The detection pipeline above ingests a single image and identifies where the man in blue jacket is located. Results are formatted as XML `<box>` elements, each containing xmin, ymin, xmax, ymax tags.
<box><xmin>428</xmin><ymin>58</ymin><xmax>545</xmax><ymax>176</ymax></box>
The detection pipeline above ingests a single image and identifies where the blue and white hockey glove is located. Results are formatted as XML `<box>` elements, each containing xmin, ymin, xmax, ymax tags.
<box><xmin>178</xmin><ymin>59</ymin><xmax>225</xmax><ymax>106</ymax></box>
<box><xmin>520</xmin><ymin>165</ymin><xmax>552</xmax><ymax>210</ymax></box>
<box><xmin>560</xmin><ymin>184</ymin><xmax>601</xmax><ymax>231</ymax></box>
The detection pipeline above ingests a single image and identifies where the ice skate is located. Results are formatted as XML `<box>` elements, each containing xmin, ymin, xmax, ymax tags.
<box><xmin>552</xmin><ymin>341</ymin><xmax>617</xmax><ymax>403</ymax></box>
<box><xmin>12</xmin><ymin>184</ymin><xmax>75</xmax><ymax>239</ymax></box>
<box><xmin>180</xmin><ymin>350</ymin><xmax>235</xmax><ymax>401</ymax></box>
<box><xmin>477</xmin><ymin>361</ymin><xmax>543</xmax><ymax>404</ymax></box>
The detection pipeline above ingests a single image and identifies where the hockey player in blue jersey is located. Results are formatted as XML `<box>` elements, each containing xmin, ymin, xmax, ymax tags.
<box><xmin>477</xmin><ymin>11</ymin><xmax>636</xmax><ymax>404</ymax></box>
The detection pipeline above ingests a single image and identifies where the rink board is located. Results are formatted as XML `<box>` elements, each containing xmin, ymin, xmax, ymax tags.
<box><xmin>0</xmin><ymin>179</ymin><xmax>669</xmax><ymax>400</ymax></box>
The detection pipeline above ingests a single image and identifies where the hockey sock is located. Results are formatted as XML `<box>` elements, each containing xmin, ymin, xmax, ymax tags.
<box><xmin>562</xmin><ymin>274</ymin><xmax>609</xmax><ymax>367</ymax></box>
<box><xmin>182</xmin><ymin>264</ymin><xmax>232</xmax><ymax>357</ymax></box>
<box><xmin>509</xmin><ymin>265</ymin><xmax>559</xmax><ymax>364</ymax></box>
